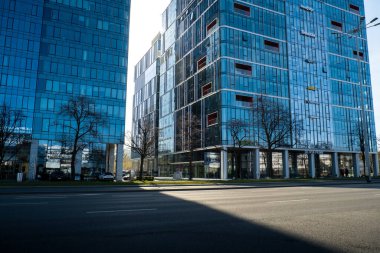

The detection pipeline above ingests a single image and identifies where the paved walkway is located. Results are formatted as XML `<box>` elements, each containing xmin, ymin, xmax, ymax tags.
<box><xmin>0</xmin><ymin>179</ymin><xmax>378</xmax><ymax>195</ymax></box>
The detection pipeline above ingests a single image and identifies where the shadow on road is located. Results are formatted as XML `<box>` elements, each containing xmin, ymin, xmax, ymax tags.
<box><xmin>0</xmin><ymin>186</ymin><xmax>339</xmax><ymax>253</ymax></box>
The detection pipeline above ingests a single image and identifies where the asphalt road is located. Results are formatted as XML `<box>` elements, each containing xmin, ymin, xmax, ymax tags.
<box><xmin>0</xmin><ymin>184</ymin><xmax>379</xmax><ymax>253</ymax></box>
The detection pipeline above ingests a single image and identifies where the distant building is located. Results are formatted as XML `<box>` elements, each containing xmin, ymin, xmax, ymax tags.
<box><xmin>132</xmin><ymin>34</ymin><xmax>161</xmax><ymax>176</ymax></box>
<box><xmin>136</xmin><ymin>0</ymin><xmax>379</xmax><ymax>179</ymax></box>
<box><xmin>0</xmin><ymin>0</ymin><xmax>131</xmax><ymax>180</ymax></box>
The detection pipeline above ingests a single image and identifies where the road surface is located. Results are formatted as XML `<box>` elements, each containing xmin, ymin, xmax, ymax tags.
<box><xmin>0</xmin><ymin>183</ymin><xmax>379</xmax><ymax>252</ymax></box>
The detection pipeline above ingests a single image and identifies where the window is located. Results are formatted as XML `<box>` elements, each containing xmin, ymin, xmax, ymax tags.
<box><xmin>307</xmin><ymin>86</ymin><xmax>317</xmax><ymax>91</ymax></box>
<box><xmin>264</xmin><ymin>40</ymin><xmax>280</xmax><ymax>52</ymax></box>
<box><xmin>207</xmin><ymin>112</ymin><xmax>218</xmax><ymax>126</ymax></box>
<box><xmin>235</xmin><ymin>63</ymin><xmax>252</xmax><ymax>76</ymax></box>
<box><xmin>353</xmin><ymin>50</ymin><xmax>364</xmax><ymax>59</ymax></box>
<box><xmin>197</xmin><ymin>56</ymin><xmax>206</xmax><ymax>70</ymax></box>
<box><xmin>331</xmin><ymin>21</ymin><xmax>343</xmax><ymax>31</ymax></box>
<box><xmin>206</xmin><ymin>19</ymin><xmax>217</xmax><ymax>33</ymax></box>
<box><xmin>236</xmin><ymin>95</ymin><xmax>253</xmax><ymax>106</ymax></box>
<box><xmin>202</xmin><ymin>83</ymin><xmax>212</xmax><ymax>96</ymax></box>
<box><xmin>349</xmin><ymin>4</ymin><xmax>360</xmax><ymax>13</ymax></box>
<box><xmin>234</xmin><ymin>3</ymin><xmax>250</xmax><ymax>16</ymax></box>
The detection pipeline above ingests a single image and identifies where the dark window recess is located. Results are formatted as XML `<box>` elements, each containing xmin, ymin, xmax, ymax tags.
<box><xmin>202</xmin><ymin>83</ymin><xmax>212</xmax><ymax>96</ymax></box>
<box><xmin>349</xmin><ymin>4</ymin><xmax>360</xmax><ymax>13</ymax></box>
<box><xmin>331</xmin><ymin>20</ymin><xmax>343</xmax><ymax>31</ymax></box>
<box><xmin>206</xmin><ymin>19</ymin><xmax>217</xmax><ymax>33</ymax></box>
<box><xmin>236</xmin><ymin>95</ymin><xmax>253</xmax><ymax>106</ymax></box>
<box><xmin>242</xmin><ymin>34</ymin><xmax>248</xmax><ymax>42</ymax></box>
<box><xmin>264</xmin><ymin>40</ymin><xmax>280</xmax><ymax>52</ymax></box>
<box><xmin>197</xmin><ymin>57</ymin><xmax>206</xmax><ymax>70</ymax></box>
<box><xmin>235</xmin><ymin>63</ymin><xmax>252</xmax><ymax>76</ymax></box>
<box><xmin>234</xmin><ymin>3</ymin><xmax>250</xmax><ymax>16</ymax></box>
<box><xmin>353</xmin><ymin>50</ymin><xmax>364</xmax><ymax>59</ymax></box>
<box><xmin>207</xmin><ymin>112</ymin><xmax>218</xmax><ymax>126</ymax></box>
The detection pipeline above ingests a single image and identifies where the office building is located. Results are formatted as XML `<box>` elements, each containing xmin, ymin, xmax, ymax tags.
<box><xmin>0</xmin><ymin>0</ymin><xmax>130</xmax><ymax>180</ymax></box>
<box><xmin>135</xmin><ymin>0</ymin><xmax>379</xmax><ymax>179</ymax></box>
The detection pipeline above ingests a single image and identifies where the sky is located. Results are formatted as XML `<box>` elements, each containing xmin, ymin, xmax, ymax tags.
<box><xmin>126</xmin><ymin>0</ymin><xmax>380</xmax><ymax>138</ymax></box>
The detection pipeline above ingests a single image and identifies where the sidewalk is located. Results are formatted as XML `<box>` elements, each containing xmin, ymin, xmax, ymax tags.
<box><xmin>0</xmin><ymin>178</ymin><xmax>378</xmax><ymax>195</ymax></box>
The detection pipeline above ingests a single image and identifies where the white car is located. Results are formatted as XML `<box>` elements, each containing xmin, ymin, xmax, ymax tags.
<box><xmin>98</xmin><ymin>172</ymin><xmax>114</xmax><ymax>181</ymax></box>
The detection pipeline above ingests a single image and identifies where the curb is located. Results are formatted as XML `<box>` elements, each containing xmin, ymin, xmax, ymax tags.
<box><xmin>0</xmin><ymin>180</ymin><xmax>378</xmax><ymax>195</ymax></box>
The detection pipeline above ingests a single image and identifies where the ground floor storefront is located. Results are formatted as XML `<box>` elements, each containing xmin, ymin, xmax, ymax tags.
<box><xmin>158</xmin><ymin>148</ymin><xmax>379</xmax><ymax>180</ymax></box>
<box><xmin>0</xmin><ymin>140</ymin><xmax>124</xmax><ymax>181</ymax></box>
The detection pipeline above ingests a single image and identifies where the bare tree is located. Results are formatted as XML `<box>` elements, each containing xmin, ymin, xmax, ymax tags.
<box><xmin>127</xmin><ymin>118</ymin><xmax>156</xmax><ymax>180</ymax></box>
<box><xmin>0</xmin><ymin>103</ymin><xmax>28</xmax><ymax>171</ymax></box>
<box><xmin>253</xmin><ymin>96</ymin><xmax>298</xmax><ymax>178</ymax></box>
<box><xmin>351</xmin><ymin>120</ymin><xmax>371</xmax><ymax>181</ymax></box>
<box><xmin>229</xmin><ymin>119</ymin><xmax>250</xmax><ymax>178</ymax></box>
<box><xmin>176</xmin><ymin>112</ymin><xmax>202</xmax><ymax>180</ymax></box>
<box><xmin>59</xmin><ymin>96</ymin><xmax>105</xmax><ymax>180</ymax></box>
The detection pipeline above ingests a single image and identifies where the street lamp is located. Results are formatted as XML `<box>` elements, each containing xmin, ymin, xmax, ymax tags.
<box><xmin>351</xmin><ymin>16</ymin><xmax>380</xmax><ymax>182</ymax></box>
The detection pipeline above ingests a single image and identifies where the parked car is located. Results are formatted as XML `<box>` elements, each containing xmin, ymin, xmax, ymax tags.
<box><xmin>122</xmin><ymin>170</ymin><xmax>136</xmax><ymax>181</ymax></box>
<box><xmin>49</xmin><ymin>170</ymin><xmax>68</xmax><ymax>181</ymax></box>
<box><xmin>98</xmin><ymin>172</ymin><xmax>114</xmax><ymax>181</ymax></box>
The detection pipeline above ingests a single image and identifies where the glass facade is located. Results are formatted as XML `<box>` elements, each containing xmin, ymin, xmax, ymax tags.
<box><xmin>141</xmin><ymin>0</ymin><xmax>378</xmax><ymax>179</ymax></box>
<box><xmin>132</xmin><ymin>35</ymin><xmax>161</xmax><ymax>176</ymax></box>
<box><xmin>0</xmin><ymin>0</ymin><xmax>130</xmax><ymax>179</ymax></box>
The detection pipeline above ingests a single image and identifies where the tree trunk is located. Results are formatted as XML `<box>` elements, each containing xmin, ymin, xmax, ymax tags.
<box><xmin>267</xmin><ymin>150</ymin><xmax>273</xmax><ymax>178</ymax></box>
<box><xmin>233</xmin><ymin>150</ymin><xmax>236</xmax><ymax>179</ymax></box>
<box><xmin>139</xmin><ymin>157</ymin><xmax>144</xmax><ymax>180</ymax></box>
<box><xmin>237</xmin><ymin>151</ymin><xmax>242</xmax><ymax>179</ymax></box>
<box><xmin>70</xmin><ymin>151</ymin><xmax>76</xmax><ymax>180</ymax></box>
<box><xmin>189</xmin><ymin>151</ymin><xmax>193</xmax><ymax>180</ymax></box>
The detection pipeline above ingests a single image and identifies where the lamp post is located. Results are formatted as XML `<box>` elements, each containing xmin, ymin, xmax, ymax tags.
<box><xmin>351</xmin><ymin>17</ymin><xmax>379</xmax><ymax>182</ymax></box>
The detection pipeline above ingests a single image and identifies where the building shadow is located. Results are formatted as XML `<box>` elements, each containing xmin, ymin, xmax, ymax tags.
<box><xmin>0</xmin><ymin>187</ymin><xmax>341</xmax><ymax>253</ymax></box>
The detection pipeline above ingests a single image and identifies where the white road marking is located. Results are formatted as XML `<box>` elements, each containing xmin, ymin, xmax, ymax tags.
<box><xmin>75</xmin><ymin>193</ymin><xmax>104</xmax><ymax>197</ymax></box>
<box><xmin>86</xmin><ymin>208</ymin><xmax>157</xmax><ymax>214</ymax></box>
<box><xmin>16</xmin><ymin>196</ymin><xmax>67</xmax><ymax>200</ymax></box>
<box><xmin>266</xmin><ymin>199</ymin><xmax>309</xmax><ymax>204</ymax></box>
<box><xmin>0</xmin><ymin>202</ymin><xmax>48</xmax><ymax>206</ymax></box>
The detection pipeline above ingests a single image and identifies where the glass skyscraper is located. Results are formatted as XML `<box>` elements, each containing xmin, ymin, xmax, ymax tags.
<box><xmin>132</xmin><ymin>0</ymin><xmax>378</xmax><ymax>179</ymax></box>
<box><xmin>0</xmin><ymin>0</ymin><xmax>130</xmax><ymax>180</ymax></box>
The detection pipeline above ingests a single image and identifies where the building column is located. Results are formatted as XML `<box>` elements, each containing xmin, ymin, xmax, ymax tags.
<box><xmin>116</xmin><ymin>144</ymin><xmax>123</xmax><ymax>181</ymax></box>
<box><xmin>74</xmin><ymin>148</ymin><xmax>83</xmax><ymax>180</ymax></box>
<box><xmin>28</xmin><ymin>140</ymin><xmax>38</xmax><ymax>181</ymax></box>
<box><xmin>106</xmin><ymin>144</ymin><xmax>115</xmax><ymax>173</ymax></box>
<box><xmin>220</xmin><ymin>149</ymin><xmax>228</xmax><ymax>180</ymax></box>
<box><xmin>252</xmin><ymin>148</ymin><xmax>260</xmax><ymax>179</ymax></box>
<box><xmin>282</xmin><ymin>150</ymin><xmax>289</xmax><ymax>179</ymax></box>
<box><xmin>308</xmin><ymin>153</ymin><xmax>316</xmax><ymax>178</ymax></box>
<box><xmin>332</xmin><ymin>152</ymin><xmax>340</xmax><ymax>178</ymax></box>
<box><xmin>372</xmin><ymin>153</ymin><xmax>379</xmax><ymax>177</ymax></box>
<box><xmin>291</xmin><ymin>153</ymin><xmax>298</xmax><ymax>177</ymax></box>
<box><xmin>353</xmin><ymin>153</ymin><xmax>360</xmax><ymax>177</ymax></box>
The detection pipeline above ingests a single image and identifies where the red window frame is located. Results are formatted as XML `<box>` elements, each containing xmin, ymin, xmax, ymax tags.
<box><xmin>206</xmin><ymin>19</ymin><xmax>217</xmax><ymax>33</ymax></box>
<box><xmin>235</xmin><ymin>63</ymin><xmax>252</xmax><ymax>76</ymax></box>
<box><xmin>331</xmin><ymin>20</ymin><xmax>343</xmax><ymax>31</ymax></box>
<box><xmin>197</xmin><ymin>56</ymin><xmax>207</xmax><ymax>70</ymax></box>
<box><xmin>234</xmin><ymin>3</ymin><xmax>250</xmax><ymax>16</ymax></box>
<box><xmin>207</xmin><ymin>112</ymin><xmax>218</xmax><ymax>126</ymax></box>
<box><xmin>202</xmin><ymin>83</ymin><xmax>212</xmax><ymax>96</ymax></box>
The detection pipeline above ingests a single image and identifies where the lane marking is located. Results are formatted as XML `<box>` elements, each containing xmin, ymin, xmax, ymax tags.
<box><xmin>0</xmin><ymin>202</ymin><xmax>48</xmax><ymax>206</ymax></box>
<box><xmin>86</xmin><ymin>208</ymin><xmax>157</xmax><ymax>214</ymax></box>
<box><xmin>76</xmin><ymin>193</ymin><xmax>104</xmax><ymax>197</ymax></box>
<box><xmin>16</xmin><ymin>196</ymin><xmax>67</xmax><ymax>200</ymax></box>
<box><xmin>266</xmin><ymin>199</ymin><xmax>309</xmax><ymax>204</ymax></box>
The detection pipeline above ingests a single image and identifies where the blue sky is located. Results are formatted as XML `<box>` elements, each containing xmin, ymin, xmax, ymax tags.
<box><xmin>126</xmin><ymin>0</ymin><xmax>380</xmax><ymax>139</ymax></box>
<box><xmin>365</xmin><ymin>0</ymin><xmax>380</xmax><ymax>137</ymax></box>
